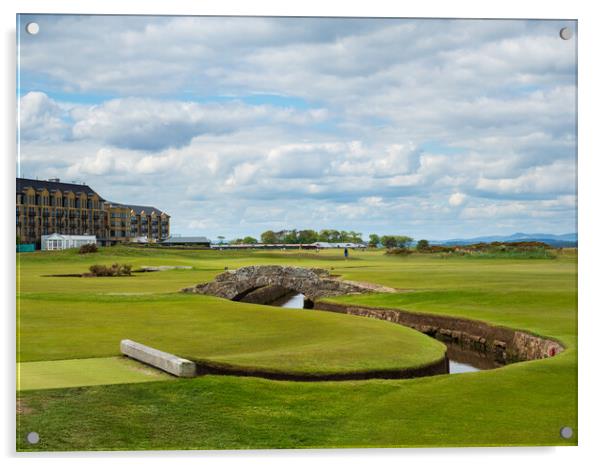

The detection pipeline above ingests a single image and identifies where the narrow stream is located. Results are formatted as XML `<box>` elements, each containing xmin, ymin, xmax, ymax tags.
<box><xmin>276</xmin><ymin>292</ymin><xmax>503</xmax><ymax>374</ymax></box>
<box><xmin>271</xmin><ymin>292</ymin><xmax>307</xmax><ymax>308</ymax></box>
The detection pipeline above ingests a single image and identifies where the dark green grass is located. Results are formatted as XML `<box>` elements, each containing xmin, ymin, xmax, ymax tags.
<box><xmin>17</xmin><ymin>359</ymin><xmax>576</xmax><ymax>451</ymax></box>
<box><xmin>16</xmin><ymin>246</ymin><xmax>577</xmax><ymax>449</ymax></box>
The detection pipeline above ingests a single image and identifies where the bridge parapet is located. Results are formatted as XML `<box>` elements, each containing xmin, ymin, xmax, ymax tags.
<box><xmin>182</xmin><ymin>265</ymin><xmax>391</xmax><ymax>301</ymax></box>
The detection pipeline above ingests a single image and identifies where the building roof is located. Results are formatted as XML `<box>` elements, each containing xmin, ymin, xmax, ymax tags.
<box><xmin>161</xmin><ymin>236</ymin><xmax>210</xmax><ymax>244</ymax></box>
<box><xmin>108</xmin><ymin>202</ymin><xmax>168</xmax><ymax>216</ymax></box>
<box><xmin>17</xmin><ymin>177</ymin><xmax>103</xmax><ymax>199</ymax></box>
<box><xmin>41</xmin><ymin>233</ymin><xmax>97</xmax><ymax>240</ymax></box>
<box><xmin>311</xmin><ymin>242</ymin><xmax>365</xmax><ymax>248</ymax></box>
<box><xmin>128</xmin><ymin>204</ymin><xmax>168</xmax><ymax>216</ymax></box>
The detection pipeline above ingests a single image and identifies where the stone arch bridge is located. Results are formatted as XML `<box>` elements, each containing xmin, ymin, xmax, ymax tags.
<box><xmin>182</xmin><ymin>265</ymin><xmax>394</xmax><ymax>303</ymax></box>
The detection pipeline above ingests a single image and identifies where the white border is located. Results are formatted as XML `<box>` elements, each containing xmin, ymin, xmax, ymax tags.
<box><xmin>2</xmin><ymin>1</ymin><xmax>600</xmax><ymax>465</ymax></box>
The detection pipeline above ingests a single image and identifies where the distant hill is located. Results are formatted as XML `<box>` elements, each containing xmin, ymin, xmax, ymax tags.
<box><xmin>431</xmin><ymin>232</ymin><xmax>577</xmax><ymax>248</ymax></box>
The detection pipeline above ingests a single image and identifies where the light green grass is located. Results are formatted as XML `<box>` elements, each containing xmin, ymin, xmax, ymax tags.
<box><xmin>18</xmin><ymin>357</ymin><xmax>172</xmax><ymax>391</ymax></box>
<box><xmin>16</xmin><ymin>246</ymin><xmax>577</xmax><ymax>450</ymax></box>
<box><xmin>18</xmin><ymin>292</ymin><xmax>445</xmax><ymax>375</ymax></box>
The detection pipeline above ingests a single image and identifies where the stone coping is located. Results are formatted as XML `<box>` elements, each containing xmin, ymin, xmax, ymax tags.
<box><xmin>120</xmin><ymin>339</ymin><xmax>196</xmax><ymax>378</ymax></box>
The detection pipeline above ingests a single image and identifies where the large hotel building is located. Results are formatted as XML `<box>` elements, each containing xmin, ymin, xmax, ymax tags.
<box><xmin>16</xmin><ymin>177</ymin><xmax>170</xmax><ymax>246</ymax></box>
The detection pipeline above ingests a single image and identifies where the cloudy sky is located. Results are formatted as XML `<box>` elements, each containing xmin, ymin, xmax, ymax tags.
<box><xmin>17</xmin><ymin>15</ymin><xmax>577</xmax><ymax>240</ymax></box>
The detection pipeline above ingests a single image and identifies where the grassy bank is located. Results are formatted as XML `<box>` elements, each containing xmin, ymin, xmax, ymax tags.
<box><xmin>18</xmin><ymin>292</ymin><xmax>445</xmax><ymax>376</ymax></box>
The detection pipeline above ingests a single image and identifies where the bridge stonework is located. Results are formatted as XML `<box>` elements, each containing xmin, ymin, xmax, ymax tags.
<box><xmin>182</xmin><ymin>265</ymin><xmax>389</xmax><ymax>301</ymax></box>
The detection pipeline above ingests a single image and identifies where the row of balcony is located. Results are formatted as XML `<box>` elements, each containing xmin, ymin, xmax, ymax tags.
<box><xmin>18</xmin><ymin>212</ymin><xmax>105</xmax><ymax>219</ymax></box>
<box><xmin>19</xmin><ymin>200</ymin><xmax>102</xmax><ymax>209</ymax></box>
<box><xmin>18</xmin><ymin>218</ymin><xmax>105</xmax><ymax>224</ymax></box>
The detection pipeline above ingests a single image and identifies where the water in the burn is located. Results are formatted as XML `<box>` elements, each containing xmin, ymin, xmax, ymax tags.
<box><xmin>449</xmin><ymin>360</ymin><xmax>479</xmax><ymax>374</ymax></box>
<box><xmin>273</xmin><ymin>292</ymin><xmax>501</xmax><ymax>374</ymax></box>
<box><xmin>273</xmin><ymin>292</ymin><xmax>306</xmax><ymax>309</ymax></box>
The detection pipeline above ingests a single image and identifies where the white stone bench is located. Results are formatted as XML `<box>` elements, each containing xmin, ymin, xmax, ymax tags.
<box><xmin>120</xmin><ymin>339</ymin><xmax>196</xmax><ymax>377</ymax></box>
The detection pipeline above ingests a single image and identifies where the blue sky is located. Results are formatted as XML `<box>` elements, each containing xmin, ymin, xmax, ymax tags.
<box><xmin>17</xmin><ymin>15</ymin><xmax>577</xmax><ymax>241</ymax></box>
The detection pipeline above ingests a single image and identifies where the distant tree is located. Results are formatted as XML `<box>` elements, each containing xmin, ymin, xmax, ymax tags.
<box><xmin>229</xmin><ymin>238</ymin><xmax>244</xmax><ymax>245</ymax></box>
<box><xmin>260</xmin><ymin>230</ymin><xmax>278</xmax><ymax>244</ymax></box>
<box><xmin>368</xmin><ymin>234</ymin><xmax>380</xmax><ymax>248</ymax></box>
<box><xmin>416</xmin><ymin>239</ymin><xmax>430</xmax><ymax>251</ymax></box>
<box><xmin>272</xmin><ymin>230</ymin><xmax>288</xmax><ymax>243</ymax></box>
<box><xmin>283</xmin><ymin>229</ymin><xmax>299</xmax><ymax>244</ymax></box>
<box><xmin>318</xmin><ymin>229</ymin><xmax>342</xmax><ymax>242</ymax></box>
<box><xmin>380</xmin><ymin>235</ymin><xmax>398</xmax><ymax>249</ymax></box>
<box><xmin>297</xmin><ymin>229</ymin><xmax>319</xmax><ymax>244</ymax></box>
<box><xmin>381</xmin><ymin>235</ymin><xmax>414</xmax><ymax>249</ymax></box>
<box><xmin>397</xmin><ymin>236</ymin><xmax>414</xmax><ymax>249</ymax></box>
<box><xmin>347</xmin><ymin>231</ymin><xmax>363</xmax><ymax>243</ymax></box>
<box><xmin>338</xmin><ymin>230</ymin><xmax>363</xmax><ymax>242</ymax></box>
<box><xmin>217</xmin><ymin>235</ymin><xmax>226</xmax><ymax>245</ymax></box>
<box><xmin>242</xmin><ymin>236</ymin><xmax>258</xmax><ymax>244</ymax></box>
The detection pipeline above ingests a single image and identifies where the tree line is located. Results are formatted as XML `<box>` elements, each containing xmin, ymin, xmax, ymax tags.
<box><xmin>368</xmin><ymin>234</ymin><xmax>414</xmax><ymax>249</ymax></box>
<box><xmin>226</xmin><ymin>230</ymin><xmax>424</xmax><ymax>249</ymax></box>
<box><xmin>228</xmin><ymin>229</ymin><xmax>364</xmax><ymax>245</ymax></box>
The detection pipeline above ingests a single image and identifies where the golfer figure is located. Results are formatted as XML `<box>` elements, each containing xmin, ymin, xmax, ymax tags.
<box><xmin>344</xmin><ymin>247</ymin><xmax>349</xmax><ymax>259</ymax></box>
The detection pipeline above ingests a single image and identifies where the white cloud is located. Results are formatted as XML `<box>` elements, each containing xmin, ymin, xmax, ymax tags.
<box><xmin>66</xmin><ymin>147</ymin><xmax>124</xmax><ymax>177</ymax></box>
<box><xmin>475</xmin><ymin>160</ymin><xmax>575</xmax><ymax>196</ymax></box>
<box><xmin>70</xmin><ymin>97</ymin><xmax>327</xmax><ymax>151</ymax></box>
<box><xmin>17</xmin><ymin>16</ymin><xmax>577</xmax><ymax>239</ymax></box>
<box><xmin>224</xmin><ymin>162</ymin><xmax>259</xmax><ymax>187</ymax></box>
<box><xmin>449</xmin><ymin>192</ymin><xmax>467</xmax><ymax>207</ymax></box>
<box><xmin>19</xmin><ymin>92</ymin><xmax>69</xmax><ymax>141</ymax></box>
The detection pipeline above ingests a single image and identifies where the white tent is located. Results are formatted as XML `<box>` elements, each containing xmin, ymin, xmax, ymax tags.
<box><xmin>311</xmin><ymin>242</ymin><xmax>366</xmax><ymax>249</ymax></box>
<box><xmin>41</xmin><ymin>233</ymin><xmax>97</xmax><ymax>251</ymax></box>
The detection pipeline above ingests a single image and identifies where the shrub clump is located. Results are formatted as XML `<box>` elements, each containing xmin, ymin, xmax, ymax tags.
<box><xmin>88</xmin><ymin>263</ymin><xmax>132</xmax><ymax>277</ymax></box>
<box><xmin>412</xmin><ymin>241</ymin><xmax>555</xmax><ymax>259</ymax></box>
<box><xmin>78</xmin><ymin>243</ymin><xmax>98</xmax><ymax>254</ymax></box>
<box><xmin>385</xmin><ymin>247</ymin><xmax>413</xmax><ymax>256</ymax></box>
<box><xmin>425</xmin><ymin>245</ymin><xmax>456</xmax><ymax>253</ymax></box>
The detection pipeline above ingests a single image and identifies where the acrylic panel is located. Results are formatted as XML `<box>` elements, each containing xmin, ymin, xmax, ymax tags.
<box><xmin>16</xmin><ymin>15</ymin><xmax>577</xmax><ymax>451</ymax></box>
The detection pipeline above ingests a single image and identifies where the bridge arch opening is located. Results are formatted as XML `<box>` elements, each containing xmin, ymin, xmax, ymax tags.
<box><xmin>234</xmin><ymin>284</ymin><xmax>314</xmax><ymax>309</ymax></box>
<box><xmin>231</xmin><ymin>286</ymin><xmax>263</xmax><ymax>302</ymax></box>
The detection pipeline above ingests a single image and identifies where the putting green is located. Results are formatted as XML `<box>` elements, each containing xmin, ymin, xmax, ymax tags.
<box><xmin>18</xmin><ymin>357</ymin><xmax>172</xmax><ymax>391</ymax></box>
<box><xmin>18</xmin><ymin>293</ymin><xmax>446</xmax><ymax>376</ymax></box>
